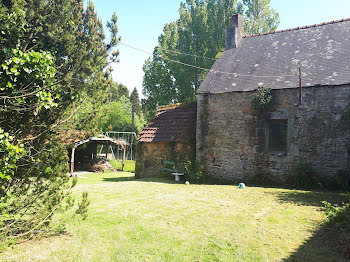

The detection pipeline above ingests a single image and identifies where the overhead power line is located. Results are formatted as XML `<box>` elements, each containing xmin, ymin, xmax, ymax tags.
<box><xmin>106</xmin><ymin>37</ymin><xmax>217</xmax><ymax>61</ymax></box>
<box><xmin>113</xmin><ymin>38</ymin><xmax>350</xmax><ymax>70</ymax></box>
<box><xmin>119</xmin><ymin>42</ymin><xmax>295</xmax><ymax>78</ymax></box>
<box><xmin>156</xmin><ymin>47</ymin><xmax>218</xmax><ymax>61</ymax></box>
<box><xmin>119</xmin><ymin>42</ymin><xmax>212</xmax><ymax>71</ymax></box>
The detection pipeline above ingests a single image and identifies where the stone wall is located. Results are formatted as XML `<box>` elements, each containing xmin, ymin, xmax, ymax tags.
<box><xmin>135</xmin><ymin>142</ymin><xmax>193</xmax><ymax>178</ymax></box>
<box><xmin>197</xmin><ymin>85</ymin><xmax>350</xmax><ymax>184</ymax></box>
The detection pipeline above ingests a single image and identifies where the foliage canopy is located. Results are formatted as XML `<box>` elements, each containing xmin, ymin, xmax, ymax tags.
<box><xmin>142</xmin><ymin>0</ymin><xmax>279</xmax><ymax>117</ymax></box>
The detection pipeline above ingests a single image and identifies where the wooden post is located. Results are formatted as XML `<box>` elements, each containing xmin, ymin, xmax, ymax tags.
<box><xmin>122</xmin><ymin>145</ymin><xmax>126</xmax><ymax>171</ymax></box>
<box><xmin>70</xmin><ymin>147</ymin><xmax>75</xmax><ymax>177</ymax></box>
<box><xmin>132</xmin><ymin>104</ymin><xmax>135</xmax><ymax>133</ymax></box>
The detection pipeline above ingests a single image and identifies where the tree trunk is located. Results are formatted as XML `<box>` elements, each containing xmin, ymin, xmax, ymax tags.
<box><xmin>70</xmin><ymin>147</ymin><xmax>75</xmax><ymax>177</ymax></box>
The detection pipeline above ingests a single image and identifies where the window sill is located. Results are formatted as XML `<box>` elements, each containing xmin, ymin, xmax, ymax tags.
<box><xmin>269</xmin><ymin>152</ymin><xmax>288</xmax><ymax>157</ymax></box>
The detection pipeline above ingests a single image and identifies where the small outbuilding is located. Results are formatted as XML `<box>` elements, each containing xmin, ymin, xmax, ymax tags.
<box><xmin>70</xmin><ymin>136</ymin><xmax>127</xmax><ymax>176</ymax></box>
<box><xmin>135</xmin><ymin>103</ymin><xmax>197</xmax><ymax>178</ymax></box>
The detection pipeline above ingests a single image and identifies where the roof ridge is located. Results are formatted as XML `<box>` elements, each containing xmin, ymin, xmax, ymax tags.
<box><xmin>158</xmin><ymin>102</ymin><xmax>196</xmax><ymax>111</ymax></box>
<box><xmin>158</xmin><ymin>103</ymin><xmax>183</xmax><ymax>111</ymax></box>
<box><xmin>244</xmin><ymin>17</ymin><xmax>350</xmax><ymax>38</ymax></box>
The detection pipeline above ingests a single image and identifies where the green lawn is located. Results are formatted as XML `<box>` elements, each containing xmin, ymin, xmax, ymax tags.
<box><xmin>1</xmin><ymin>172</ymin><xmax>348</xmax><ymax>262</ymax></box>
<box><xmin>110</xmin><ymin>159</ymin><xmax>135</xmax><ymax>173</ymax></box>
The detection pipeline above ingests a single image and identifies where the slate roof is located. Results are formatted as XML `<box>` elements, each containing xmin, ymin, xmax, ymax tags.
<box><xmin>139</xmin><ymin>103</ymin><xmax>197</xmax><ymax>143</ymax></box>
<box><xmin>198</xmin><ymin>18</ymin><xmax>350</xmax><ymax>94</ymax></box>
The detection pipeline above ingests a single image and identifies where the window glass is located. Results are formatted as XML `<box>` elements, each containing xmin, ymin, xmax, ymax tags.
<box><xmin>268</xmin><ymin>121</ymin><xmax>287</xmax><ymax>152</ymax></box>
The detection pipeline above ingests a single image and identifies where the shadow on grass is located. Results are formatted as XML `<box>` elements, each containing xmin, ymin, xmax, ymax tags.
<box><xmin>269</xmin><ymin>189</ymin><xmax>350</xmax><ymax>261</ymax></box>
<box><xmin>102</xmin><ymin>176</ymin><xmax>135</xmax><ymax>182</ymax></box>
<box><xmin>271</xmin><ymin>190</ymin><xmax>348</xmax><ymax>207</ymax></box>
<box><xmin>102</xmin><ymin>174</ymin><xmax>179</xmax><ymax>184</ymax></box>
<box><xmin>283</xmin><ymin>204</ymin><xmax>350</xmax><ymax>261</ymax></box>
<box><xmin>282</xmin><ymin>222</ymin><xmax>349</xmax><ymax>261</ymax></box>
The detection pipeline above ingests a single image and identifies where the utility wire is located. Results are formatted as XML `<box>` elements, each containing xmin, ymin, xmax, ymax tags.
<box><xmin>119</xmin><ymin>42</ymin><xmax>295</xmax><ymax>78</ymax></box>
<box><xmin>119</xmin><ymin>42</ymin><xmax>214</xmax><ymax>71</ymax></box>
<box><xmin>107</xmin><ymin>38</ymin><xmax>217</xmax><ymax>61</ymax></box>
<box><xmin>156</xmin><ymin>47</ymin><xmax>217</xmax><ymax>61</ymax></box>
<box><xmin>112</xmin><ymin>36</ymin><xmax>350</xmax><ymax>67</ymax></box>
<box><xmin>115</xmin><ymin>40</ymin><xmax>350</xmax><ymax>75</ymax></box>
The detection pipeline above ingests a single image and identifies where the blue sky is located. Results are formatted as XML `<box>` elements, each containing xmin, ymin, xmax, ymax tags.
<box><xmin>91</xmin><ymin>0</ymin><xmax>350</xmax><ymax>96</ymax></box>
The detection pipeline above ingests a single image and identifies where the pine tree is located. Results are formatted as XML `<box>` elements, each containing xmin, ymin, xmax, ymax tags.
<box><xmin>0</xmin><ymin>0</ymin><xmax>120</xmax><ymax>241</ymax></box>
<box><xmin>130</xmin><ymin>87</ymin><xmax>142</xmax><ymax>115</ymax></box>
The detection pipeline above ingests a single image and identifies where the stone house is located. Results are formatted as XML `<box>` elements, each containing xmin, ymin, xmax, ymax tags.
<box><xmin>135</xmin><ymin>103</ymin><xmax>197</xmax><ymax>178</ymax></box>
<box><xmin>136</xmin><ymin>15</ymin><xmax>350</xmax><ymax>184</ymax></box>
<box><xmin>197</xmin><ymin>15</ymin><xmax>350</xmax><ymax>184</ymax></box>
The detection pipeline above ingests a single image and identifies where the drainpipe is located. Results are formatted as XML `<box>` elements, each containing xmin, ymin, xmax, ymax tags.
<box><xmin>299</xmin><ymin>62</ymin><xmax>303</xmax><ymax>105</ymax></box>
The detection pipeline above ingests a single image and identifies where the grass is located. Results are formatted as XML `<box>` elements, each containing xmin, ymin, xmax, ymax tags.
<box><xmin>1</xmin><ymin>172</ymin><xmax>349</xmax><ymax>262</ymax></box>
<box><xmin>110</xmin><ymin>159</ymin><xmax>135</xmax><ymax>173</ymax></box>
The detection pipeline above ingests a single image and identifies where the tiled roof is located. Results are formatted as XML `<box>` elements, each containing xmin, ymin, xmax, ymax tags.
<box><xmin>139</xmin><ymin>103</ymin><xmax>197</xmax><ymax>143</ymax></box>
<box><xmin>198</xmin><ymin>18</ymin><xmax>350</xmax><ymax>94</ymax></box>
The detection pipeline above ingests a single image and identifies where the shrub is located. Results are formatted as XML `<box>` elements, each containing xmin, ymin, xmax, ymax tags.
<box><xmin>0</xmin><ymin>128</ymin><xmax>25</xmax><ymax>182</ymax></box>
<box><xmin>318</xmin><ymin>170</ymin><xmax>350</xmax><ymax>190</ymax></box>
<box><xmin>322</xmin><ymin>201</ymin><xmax>350</xmax><ymax>225</ymax></box>
<box><xmin>0</xmin><ymin>140</ymin><xmax>74</xmax><ymax>244</ymax></box>
<box><xmin>252</xmin><ymin>86</ymin><xmax>273</xmax><ymax>111</ymax></box>
<box><xmin>322</xmin><ymin>194</ymin><xmax>350</xmax><ymax>259</ymax></box>
<box><xmin>334</xmin><ymin>169</ymin><xmax>350</xmax><ymax>190</ymax></box>
<box><xmin>291</xmin><ymin>162</ymin><xmax>318</xmax><ymax>188</ymax></box>
<box><xmin>75</xmin><ymin>191</ymin><xmax>90</xmax><ymax>220</ymax></box>
<box><xmin>250</xmin><ymin>172</ymin><xmax>276</xmax><ymax>186</ymax></box>
<box><xmin>179</xmin><ymin>160</ymin><xmax>204</xmax><ymax>183</ymax></box>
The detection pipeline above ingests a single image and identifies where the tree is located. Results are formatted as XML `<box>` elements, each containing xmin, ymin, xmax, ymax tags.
<box><xmin>100</xmin><ymin>96</ymin><xmax>145</xmax><ymax>133</ymax></box>
<box><xmin>143</xmin><ymin>46</ymin><xmax>178</xmax><ymax>114</ymax></box>
<box><xmin>64</xmin><ymin>81</ymin><xmax>132</xmax><ymax>134</ymax></box>
<box><xmin>109</xmin><ymin>82</ymin><xmax>129</xmax><ymax>102</ymax></box>
<box><xmin>238</xmin><ymin>0</ymin><xmax>279</xmax><ymax>35</ymax></box>
<box><xmin>142</xmin><ymin>0</ymin><xmax>279</xmax><ymax>114</ymax></box>
<box><xmin>129</xmin><ymin>87</ymin><xmax>142</xmax><ymax>115</ymax></box>
<box><xmin>0</xmin><ymin>0</ymin><xmax>120</xmax><ymax>241</ymax></box>
<box><xmin>1</xmin><ymin>0</ymin><xmax>120</xmax><ymax>137</ymax></box>
<box><xmin>64</xmin><ymin>80</ymin><xmax>146</xmax><ymax>135</ymax></box>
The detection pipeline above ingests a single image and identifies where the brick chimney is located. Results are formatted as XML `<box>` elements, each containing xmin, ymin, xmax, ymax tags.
<box><xmin>225</xmin><ymin>14</ymin><xmax>245</xmax><ymax>50</ymax></box>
